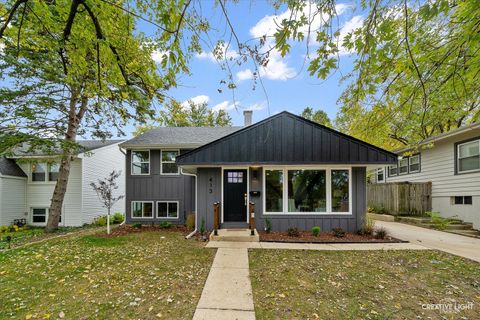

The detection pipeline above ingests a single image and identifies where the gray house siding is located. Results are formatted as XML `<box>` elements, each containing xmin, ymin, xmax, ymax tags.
<box><xmin>196</xmin><ymin>166</ymin><xmax>366</xmax><ymax>232</ymax></box>
<box><xmin>177</xmin><ymin>112</ymin><xmax>397</xmax><ymax>166</ymax></box>
<box><xmin>125</xmin><ymin>149</ymin><xmax>195</xmax><ymax>225</ymax></box>
<box><xmin>196</xmin><ymin>168</ymin><xmax>222</xmax><ymax>230</ymax></box>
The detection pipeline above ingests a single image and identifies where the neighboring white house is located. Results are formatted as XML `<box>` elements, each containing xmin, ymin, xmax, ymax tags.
<box><xmin>0</xmin><ymin>140</ymin><xmax>125</xmax><ymax>227</ymax></box>
<box><xmin>371</xmin><ymin>122</ymin><xmax>480</xmax><ymax>230</ymax></box>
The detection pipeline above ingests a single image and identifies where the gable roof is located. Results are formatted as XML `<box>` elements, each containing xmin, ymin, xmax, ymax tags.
<box><xmin>394</xmin><ymin>121</ymin><xmax>480</xmax><ymax>154</ymax></box>
<box><xmin>0</xmin><ymin>157</ymin><xmax>27</xmax><ymax>177</ymax></box>
<box><xmin>177</xmin><ymin>111</ymin><xmax>398</xmax><ymax>165</ymax></box>
<box><xmin>11</xmin><ymin>140</ymin><xmax>124</xmax><ymax>157</ymax></box>
<box><xmin>119</xmin><ymin>127</ymin><xmax>242</xmax><ymax>149</ymax></box>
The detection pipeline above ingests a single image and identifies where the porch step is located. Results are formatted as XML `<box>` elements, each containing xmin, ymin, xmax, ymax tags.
<box><xmin>395</xmin><ymin>216</ymin><xmax>431</xmax><ymax>224</ymax></box>
<box><xmin>209</xmin><ymin>229</ymin><xmax>259</xmax><ymax>242</ymax></box>
<box><xmin>446</xmin><ymin>229</ymin><xmax>480</xmax><ymax>239</ymax></box>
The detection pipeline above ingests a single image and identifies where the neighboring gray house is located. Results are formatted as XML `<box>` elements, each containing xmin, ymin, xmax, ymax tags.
<box><xmin>121</xmin><ymin>111</ymin><xmax>396</xmax><ymax>232</ymax></box>
<box><xmin>0</xmin><ymin>140</ymin><xmax>126</xmax><ymax>226</ymax></box>
<box><xmin>371</xmin><ymin>122</ymin><xmax>480</xmax><ymax>230</ymax></box>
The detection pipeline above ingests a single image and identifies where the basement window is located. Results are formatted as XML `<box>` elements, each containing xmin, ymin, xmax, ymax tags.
<box><xmin>452</xmin><ymin>196</ymin><xmax>473</xmax><ymax>205</ymax></box>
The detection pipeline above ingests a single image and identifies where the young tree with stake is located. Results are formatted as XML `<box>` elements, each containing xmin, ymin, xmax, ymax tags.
<box><xmin>90</xmin><ymin>170</ymin><xmax>124</xmax><ymax>234</ymax></box>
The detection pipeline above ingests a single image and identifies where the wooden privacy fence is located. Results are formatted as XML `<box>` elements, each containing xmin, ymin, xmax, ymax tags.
<box><xmin>367</xmin><ymin>182</ymin><xmax>432</xmax><ymax>216</ymax></box>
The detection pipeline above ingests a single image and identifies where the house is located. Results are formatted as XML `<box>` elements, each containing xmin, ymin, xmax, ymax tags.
<box><xmin>120</xmin><ymin>111</ymin><xmax>396</xmax><ymax>233</ymax></box>
<box><xmin>0</xmin><ymin>140</ymin><xmax>126</xmax><ymax>226</ymax></box>
<box><xmin>371</xmin><ymin>122</ymin><xmax>480</xmax><ymax>229</ymax></box>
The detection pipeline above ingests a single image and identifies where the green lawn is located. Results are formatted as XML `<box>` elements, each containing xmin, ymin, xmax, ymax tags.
<box><xmin>249</xmin><ymin>250</ymin><xmax>480</xmax><ymax>319</ymax></box>
<box><xmin>0</xmin><ymin>231</ymin><xmax>214</xmax><ymax>319</ymax></box>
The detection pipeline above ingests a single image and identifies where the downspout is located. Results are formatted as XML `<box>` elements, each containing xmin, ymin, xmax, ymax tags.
<box><xmin>118</xmin><ymin>145</ymin><xmax>127</xmax><ymax>226</ymax></box>
<box><xmin>181</xmin><ymin>167</ymin><xmax>197</xmax><ymax>239</ymax></box>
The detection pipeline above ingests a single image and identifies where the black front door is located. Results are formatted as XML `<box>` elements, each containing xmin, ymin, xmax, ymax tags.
<box><xmin>224</xmin><ymin>169</ymin><xmax>247</xmax><ymax>222</ymax></box>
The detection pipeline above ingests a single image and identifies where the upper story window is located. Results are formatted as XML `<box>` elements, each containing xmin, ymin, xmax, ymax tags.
<box><xmin>131</xmin><ymin>151</ymin><xmax>150</xmax><ymax>175</ymax></box>
<box><xmin>399</xmin><ymin>158</ymin><xmax>409</xmax><ymax>175</ymax></box>
<box><xmin>409</xmin><ymin>154</ymin><xmax>420</xmax><ymax>173</ymax></box>
<box><xmin>457</xmin><ymin>139</ymin><xmax>480</xmax><ymax>174</ymax></box>
<box><xmin>161</xmin><ymin>150</ymin><xmax>179</xmax><ymax>175</ymax></box>
<box><xmin>376</xmin><ymin>168</ymin><xmax>385</xmax><ymax>183</ymax></box>
<box><xmin>48</xmin><ymin>163</ymin><xmax>59</xmax><ymax>181</ymax></box>
<box><xmin>389</xmin><ymin>154</ymin><xmax>421</xmax><ymax>177</ymax></box>
<box><xmin>31</xmin><ymin>163</ymin><xmax>46</xmax><ymax>181</ymax></box>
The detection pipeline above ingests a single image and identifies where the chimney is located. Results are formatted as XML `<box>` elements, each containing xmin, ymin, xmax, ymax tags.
<box><xmin>243</xmin><ymin>110</ymin><xmax>253</xmax><ymax>127</ymax></box>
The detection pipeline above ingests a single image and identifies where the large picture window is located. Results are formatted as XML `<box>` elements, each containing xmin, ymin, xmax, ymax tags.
<box><xmin>287</xmin><ymin>170</ymin><xmax>326</xmax><ymax>212</ymax></box>
<box><xmin>157</xmin><ymin>201</ymin><xmax>179</xmax><ymax>218</ymax></box>
<box><xmin>457</xmin><ymin>139</ymin><xmax>480</xmax><ymax>173</ymax></box>
<box><xmin>161</xmin><ymin>150</ymin><xmax>179</xmax><ymax>174</ymax></box>
<box><xmin>265</xmin><ymin>170</ymin><xmax>283</xmax><ymax>212</ymax></box>
<box><xmin>131</xmin><ymin>151</ymin><xmax>150</xmax><ymax>175</ymax></box>
<box><xmin>131</xmin><ymin>201</ymin><xmax>153</xmax><ymax>218</ymax></box>
<box><xmin>331</xmin><ymin>170</ymin><xmax>350</xmax><ymax>212</ymax></box>
<box><xmin>264</xmin><ymin>167</ymin><xmax>351</xmax><ymax>214</ymax></box>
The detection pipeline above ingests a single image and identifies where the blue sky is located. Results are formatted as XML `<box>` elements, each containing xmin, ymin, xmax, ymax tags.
<box><xmin>128</xmin><ymin>1</ymin><xmax>363</xmax><ymax>137</ymax></box>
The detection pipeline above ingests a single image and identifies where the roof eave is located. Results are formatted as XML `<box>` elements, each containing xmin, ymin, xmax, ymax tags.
<box><xmin>119</xmin><ymin>143</ymin><xmax>204</xmax><ymax>149</ymax></box>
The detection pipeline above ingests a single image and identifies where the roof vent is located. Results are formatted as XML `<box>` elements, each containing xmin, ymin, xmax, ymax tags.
<box><xmin>243</xmin><ymin>110</ymin><xmax>253</xmax><ymax>127</ymax></box>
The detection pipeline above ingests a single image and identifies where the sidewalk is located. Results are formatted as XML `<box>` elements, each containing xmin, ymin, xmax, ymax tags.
<box><xmin>206</xmin><ymin>240</ymin><xmax>426</xmax><ymax>250</ymax></box>
<box><xmin>375</xmin><ymin>220</ymin><xmax>480</xmax><ymax>262</ymax></box>
<box><xmin>193</xmin><ymin>248</ymin><xmax>255</xmax><ymax>320</ymax></box>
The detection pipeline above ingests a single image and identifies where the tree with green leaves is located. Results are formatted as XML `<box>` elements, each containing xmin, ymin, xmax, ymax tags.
<box><xmin>133</xmin><ymin>99</ymin><xmax>232</xmax><ymax>136</ymax></box>
<box><xmin>301</xmin><ymin>107</ymin><xmax>332</xmax><ymax>127</ymax></box>
<box><xmin>0</xmin><ymin>0</ymin><xmax>202</xmax><ymax>231</ymax></box>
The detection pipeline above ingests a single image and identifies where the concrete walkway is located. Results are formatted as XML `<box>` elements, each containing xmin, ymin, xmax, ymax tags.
<box><xmin>193</xmin><ymin>248</ymin><xmax>255</xmax><ymax>320</ymax></box>
<box><xmin>376</xmin><ymin>220</ymin><xmax>480</xmax><ymax>262</ymax></box>
<box><xmin>206</xmin><ymin>240</ymin><xmax>425</xmax><ymax>251</ymax></box>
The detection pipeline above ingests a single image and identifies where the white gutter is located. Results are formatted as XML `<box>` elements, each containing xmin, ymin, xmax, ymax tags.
<box><xmin>181</xmin><ymin>167</ymin><xmax>198</xmax><ymax>239</ymax></box>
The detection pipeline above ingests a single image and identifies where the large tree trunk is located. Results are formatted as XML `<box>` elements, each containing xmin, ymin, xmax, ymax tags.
<box><xmin>46</xmin><ymin>92</ymin><xmax>88</xmax><ymax>232</ymax></box>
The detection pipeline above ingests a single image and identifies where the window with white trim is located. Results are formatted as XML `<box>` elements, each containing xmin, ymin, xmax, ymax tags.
<box><xmin>131</xmin><ymin>201</ymin><xmax>153</xmax><ymax>218</ymax></box>
<box><xmin>161</xmin><ymin>150</ymin><xmax>179</xmax><ymax>174</ymax></box>
<box><xmin>264</xmin><ymin>168</ymin><xmax>351</xmax><ymax>214</ymax></box>
<box><xmin>409</xmin><ymin>155</ymin><xmax>420</xmax><ymax>173</ymax></box>
<box><xmin>399</xmin><ymin>158</ymin><xmax>409</xmax><ymax>175</ymax></box>
<box><xmin>388</xmin><ymin>165</ymin><xmax>398</xmax><ymax>177</ymax></box>
<box><xmin>452</xmin><ymin>196</ymin><xmax>473</xmax><ymax>205</ymax></box>
<box><xmin>32</xmin><ymin>208</ymin><xmax>47</xmax><ymax>223</ymax></box>
<box><xmin>157</xmin><ymin>201</ymin><xmax>179</xmax><ymax>218</ymax></box>
<box><xmin>131</xmin><ymin>151</ymin><xmax>150</xmax><ymax>175</ymax></box>
<box><xmin>31</xmin><ymin>163</ymin><xmax>46</xmax><ymax>181</ymax></box>
<box><xmin>457</xmin><ymin>139</ymin><xmax>480</xmax><ymax>173</ymax></box>
<box><xmin>376</xmin><ymin>168</ymin><xmax>385</xmax><ymax>183</ymax></box>
<box><xmin>48</xmin><ymin>163</ymin><xmax>60</xmax><ymax>181</ymax></box>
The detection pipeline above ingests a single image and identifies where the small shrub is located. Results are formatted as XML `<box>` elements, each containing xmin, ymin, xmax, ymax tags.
<box><xmin>265</xmin><ymin>218</ymin><xmax>272</xmax><ymax>234</ymax></box>
<box><xmin>332</xmin><ymin>227</ymin><xmax>346</xmax><ymax>238</ymax></box>
<box><xmin>374</xmin><ymin>226</ymin><xmax>389</xmax><ymax>239</ymax></box>
<box><xmin>186</xmin><ymin>213</ymin><xmax>195</xmax><ymax>230</ymax></box>
<box><xmin>311</xmin><ymin>226</ymin><xmax>321</xmax><ymax>237</ymax></box>
<box><xmin>93</xmin><ymin>215</ymin><xmax>108</xmax><ymax>226</ymax></box>
<box><xmin>359</xmin><ymin>216</ymin><xmax>375</xmax><ymax>236</ymax></box>
<box><xmin>367</xmin><ymin>207</ymin><xmax>375</xmax><ymax>213</ymax></box>
<box><xmin>427</xmin><ymin>211</ymin><xmax>452</xmax><ymax>230</ymax></box>
<box><xmin>132</xmin><ymin>223</ymin><xmax>142</xmax><ymax>229</ymax></box>
<box><xmin>287</xmin><ymin>227</ymin><xmax>300</xmax><ymax>237</ymax></box>
<box><xmin>200</xmin><ymin>218</ymin><xmax>206</xmax><ymax>234</ymax></box>
<box><xmin>159</xmin><ymin>221</ymin><xmax>172</xmax><ymax>229</ymax></box>
<box><xmin>112</xmin><ymin>212</ymin><xmax>124</xmax><ymax>224</ymax></box>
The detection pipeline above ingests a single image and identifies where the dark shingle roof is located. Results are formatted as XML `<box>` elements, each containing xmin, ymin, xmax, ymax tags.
<box><xmin>120</xmin><ymin>127</ymin><xmax>242</xmax><ymax>148</ymax></box>
<box><xmin>12</xmin><ymin>140</ymin><xmax>124</xmax><ymax>157</ymax></box>
<box><xmin>0</xmin><ymin>157</ymin><xmax>27</xmax><ymax>177</ymax></box>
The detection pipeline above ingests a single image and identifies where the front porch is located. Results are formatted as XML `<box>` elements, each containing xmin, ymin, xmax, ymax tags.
<box><xmin>209</xmin><ymin>228</ymin><xmax>259</xmax><ymax>242</ymax></box>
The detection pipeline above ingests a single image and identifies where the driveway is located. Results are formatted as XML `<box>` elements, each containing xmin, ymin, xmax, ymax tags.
<box><xmin>376</xmin><ymin>220</ymin><xmax>480</xmax><ymax>262</ymax></box>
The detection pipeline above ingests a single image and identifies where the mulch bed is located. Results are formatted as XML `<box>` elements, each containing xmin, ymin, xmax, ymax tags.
<box><xmin>259</xmin><ymin>231</ymin><xmax>405</xmax><ymax>243</ymax></box>
<box><xmin>97</xmin><ymin>225</ymin><xmax>192</xmax><ymax>238</ymax></box>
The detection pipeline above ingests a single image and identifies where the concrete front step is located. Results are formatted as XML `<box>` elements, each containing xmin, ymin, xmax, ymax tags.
<box><xmin>446</xmin><ymin>229</ymin><xmax>480</xmax><ymax>239</ymax></box>
<box><xmin>419</xmin><ymin>223</ymin><xmax>474</xmax><ymax>230</ymax></box>
<box><xmin>209</xmin><ymin>229</ymin><xmax>260</xmax><ymax>242</ymax></box>
<box><xmin>395</xmin><ymin>216</ymin><xmax>431</xmax><ymax>224</ymax></box>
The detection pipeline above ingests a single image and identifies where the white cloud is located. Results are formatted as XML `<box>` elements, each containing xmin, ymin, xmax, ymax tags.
<box><xmin>236</xmin><ymin>50</ymin><xmax>296</xmax><ymax>81</ymax></box>
<box><xmin>337</xmin><ymin>15</ymin><xmax>364</xmax><ymax>55</ymax></box>
<box><xmin>196</xmin><ymin>43</ymin><xmax>240</xmax><ymax>63</ymax></box>
<box><xmin>212</xmin><ymin>100</ymin><xmax>238</xmax><ymax>112</ymax></box>
<box><xmin>151</xmin><ymin>50</ymin><xmax>168</xmax><ymax>63</ymax></box>
<box><xmin>236</xmin><ymin>69</ymin><xmax>255</xmax><ymax>81</ymax></box>
<box><xmin>181</xmin><ymin>95</ymin><xmax>210</xmax><ymax>108</ymax></box>
<box><xmin>244</xmin><ymin>101</ymin><xmax>267</xmax><ymax>111</ymax></box>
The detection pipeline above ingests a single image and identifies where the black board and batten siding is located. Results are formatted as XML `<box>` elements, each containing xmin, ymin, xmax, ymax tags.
<box><xmin>177</xmin><ymin>112</ymin><xmax>397</xmax><ymax>166</ymax></box>
<box><xmin>125</xmin><ymin>149</ymin><xmax>195</xmax><ymax>225</ymax></box>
